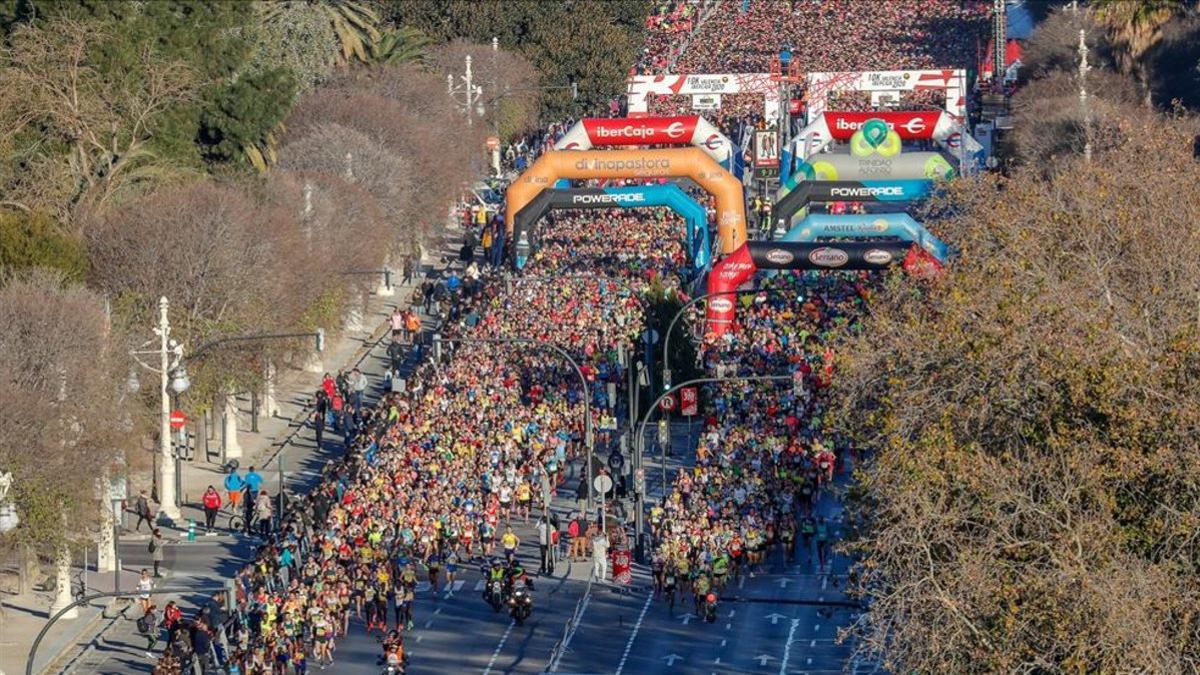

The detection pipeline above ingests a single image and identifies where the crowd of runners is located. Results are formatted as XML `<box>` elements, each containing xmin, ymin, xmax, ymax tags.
<box><xmin>153</xmin><ymin>207</ymin><xmax>689</xmax><ymax>673</ymax></box>
<box><xmin>649</xmin><ymin>270</ymin><xmax>875</xmax><ymax>611</ymax></box>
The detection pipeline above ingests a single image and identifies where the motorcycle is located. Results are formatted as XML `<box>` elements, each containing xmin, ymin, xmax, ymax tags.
<box><xmin>703</xmin><ymin>593</ymin><xmax>718</xmax><ymax>624</ymax></box>
<box><xmin>484</xmin><ymin>578</ymin><xmax>506</xmax><ymax>613</ymax></box>
<box><xmin>508</xmin><ymin>587</ymin><xmax>533</xmax><ymax>625</ymax></box>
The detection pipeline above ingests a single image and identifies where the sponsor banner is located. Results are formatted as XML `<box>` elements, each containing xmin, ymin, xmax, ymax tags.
<box><xmin>709</xmin><ymin>240</ymin><xmax>913</xmax><ymax>336</ymax></box>
<box><xmin>823</xmin><ymin>111</ymin><xmax>941</xmax><ymax>140</ymax></box>
<box><xmin>581</xmin><ymin>117</ymin><xmax>698</xmax><ymax>146</ymax></box>
<box><xmin>754</xmin><ymin>130</ymin><xmax>780</xmax><ymax>168</ymax></box>
<box><xmin>555</xmin><ymin>116</ymin><xmax>736</xmax><ymax>167</ymax></box>
<box><xmin>691</xmin><ymin>94</ymin><xmax>721</xmax><ymax>110</ymax></box>
<box><xmin>771</xmin><ymin>179</ymin><xmax>933</xmax><ymax>234</ymax></box>
<box><xmin>801</xmin><ymin>152</ymin><xmax>956</xmax><ymax>182</ymax></box>
<box><xmin>805</xmin><ymin>69</ymin><xmax>968</xmax><ymax>120</ymax></box>
<box><xmin>780</xmin><ymin>212</ymin><xmax>949</xmax><ymax>262</ymax></box>
<box><xmin>625</xmin><ymin>73</ymin><xmax>781</xmax><ymax>119</ymax></box>
<box><xmin>511</xmin><ymin>184</ymin><xmax>713</xmax><ymax>272</ymax></box>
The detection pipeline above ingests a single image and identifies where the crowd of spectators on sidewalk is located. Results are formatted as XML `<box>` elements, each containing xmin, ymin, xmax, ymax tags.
<box><xmin>147</xmin><ymin>207</ymin><xmax>688</xmax><ymax>673</ymax></box>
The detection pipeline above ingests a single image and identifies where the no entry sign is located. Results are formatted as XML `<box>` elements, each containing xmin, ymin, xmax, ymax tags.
<box><xmin>169</xmin><ymin>410</ymin><xmax>188</xmax><ymax>430</ymax></box>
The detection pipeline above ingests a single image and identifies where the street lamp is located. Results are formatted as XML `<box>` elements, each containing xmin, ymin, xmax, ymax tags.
<box><xmin>0</xmin><ymin>471</ymin><xmax>18</xmax><ymax>534</ymax></box>
<box><xmin>129</xmin><ymin>296</ymin><xmax>185</xmax><ymax>523</ymax></box>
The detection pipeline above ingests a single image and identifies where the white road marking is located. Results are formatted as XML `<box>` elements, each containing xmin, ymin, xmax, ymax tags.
<box><xmin>725</xmin><ymin>622</ymin><xmax>732</xmax><ymax>629</ymax></box>
<box><xmin>415</xmin><ymin>581</ymin><xmax>431</xmax><ymax>593</ymax></box>
<box><xmin>481</xmin><ymin>619</ymin><xmax>515</xmax><ymax>675</ymax></box>
<box><xmin>814</xmin><ymin>624</ymin><xmax>820</xmax><ymax>631</ymax></box>
<box><xmin>424</xmin><ymin>619</ymin><xmax>433</xmax><ymax>628</ymax></box>
<box><xmin>821</xmin><ymin>575</ymin><xmax>829</xmax><ymax>591</ymax></box>
<box><xmin>778</xmin><ymin>618</ymin><xmax>801</xmax><ymax>675</ymax></box>
<box><xmin>474</xmin><ymin>580</ymin><xmax>486</xmax><ymax>591</ymax></box>
<box><xmin>613</xmin><ymin>592</ymin><xmax>654</xmax><ymax>675</ymax></box>
<box><xmin>452</xmin><ymin>580</ymin><xmax>465</xmax><ymax>591</ymax></box>
<box><xmin>720</xmin><ymin>639</ymin><xmax>727</xmax><ymax>647</ymax></box>
<box><xmin>810</xmin><ymin>639</ymin><xmax>817</xmax><ymax>647</ymax></box>
<box><xmin>433</xmin><ymin>608</ymin><xmax>442</xmax><ymax>615</ymax></box>
<box><xmin>739</xmin><ymin>575</ymin><xmax>746</xmax><ymax>589</ymax></box>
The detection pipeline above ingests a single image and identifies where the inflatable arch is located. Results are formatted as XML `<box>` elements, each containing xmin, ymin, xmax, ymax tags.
<box><xmin>505</xmin><ymin>148</ymin><xmax>748</xmax><ymax>254</ymax></box>
<box><xmin>554</xmin><ymin>116</ymin><xmax>744</xmax><ymax>178</ymax></box>
<box><xmin>787</xmin><ymin>111</ymin><xmax>983</xmax><ymax>173</ymax></box>
<box><xmin>771</xmin><ymin>179</ymin><xmax>933</xmax><ymax>233</ymax></box>
<box><xmin>780</xmin><ymin>213</ymin><xmax>949</xmax><ymax>262</ymax></box>
<box><xmin>511</xmin><ymin>184</ymin><xmax>711</xmax><ymax>273</ymax></box>
<box><xmin>705</xmin><ymin>240</ymin><xmax>914</xmax><ymax>335</ymax></box>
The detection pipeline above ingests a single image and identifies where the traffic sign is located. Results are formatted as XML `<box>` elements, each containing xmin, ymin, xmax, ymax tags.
<box><xmin>593</xmin><ymin>474</ymin><xmax>613</xmax><ymax>495</ymax></box>
<box><xmin>169</xmin><ymin>410</ymin><xmax>188</xmax><ymax>430</ymax></box>
<box><xmin>659</xmin><ymin>393</ymin><xmax>677</xmax><ymax>412</ymax></box>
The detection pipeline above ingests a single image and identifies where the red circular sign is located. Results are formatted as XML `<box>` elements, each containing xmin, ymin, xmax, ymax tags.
<box><xmin>660</xmin><ymin>394</ymin><xmax>677</xmax><ymax>412</ymax></box>
<box><xmin>169</xmin><ymin>410</ymin><xmax>188</xmax><ymax>430</ymax></box>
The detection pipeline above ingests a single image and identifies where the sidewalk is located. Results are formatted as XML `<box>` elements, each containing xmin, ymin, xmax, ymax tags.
<box><xmin>0</xmin><ymin>566</ymin><xmax>143</xmax><ymax>675</ymax></box>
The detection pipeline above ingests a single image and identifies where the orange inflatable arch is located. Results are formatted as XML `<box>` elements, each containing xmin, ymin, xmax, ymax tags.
<box><xmin>505</xmin><ymin>148</ymin><xmax>747</xmax><ymax>254</ymax></box>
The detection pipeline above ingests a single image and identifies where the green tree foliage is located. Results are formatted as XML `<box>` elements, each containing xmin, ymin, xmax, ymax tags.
<box><xmin>245</xmin><ymin>0</ymin><xmax>339</xmax><ymax>91</ymax></box>
<box><xmin>381</xmin><ymin>0</ymin><xmax>650</xmax><ymax>118</ymax></box>
<box><xmin>832</xmin><ymin>116</ymin><xmax>1200</xmax><ymax>672</ymax></box>
<box><xmin>199</xmin><ymin>67</ymin><xmax>298</xmax><ymax>167</ymax></box>
<box><xmin>0</xmin><ymin>210</ymin><xmax>88</xmax><ymax>281</ymax></box>
<box><xmin>261</xmin><ymin>0</ymin><xmax>382</xmax><ymax>65</ymax></box>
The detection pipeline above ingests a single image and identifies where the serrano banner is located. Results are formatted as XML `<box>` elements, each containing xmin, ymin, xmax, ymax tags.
<box><xmin>511</xmin><ymin>184</ymin><xmax>711</xmax><ymax>273</ymax></box>
<box><xmin>793</xmin><ymin>152</ymin><xmax>956</xmax><ymax>182</ymax></box>
<box><xmin>554</xmin><ymin>116</ymin><xmax>742</xmax><ymax>176</ymax></box>
<box><xmin>704</xmin><ymin>241</ymin><xmax>916</xmax><ymax>335</ymax></box>
<box><xmin>771</xmin><ymin>179</ymin><xmax>933</xmax><ymax>232</ymax></box>
<box><xmin>780</xmin><ymin>213</ymin><xmax>949</xmax><ymax>262</ymax></box>
<box><xmin>505</xmin><ymin>148</ymin><xmax>747</xmax><ymax>254</ymax></box>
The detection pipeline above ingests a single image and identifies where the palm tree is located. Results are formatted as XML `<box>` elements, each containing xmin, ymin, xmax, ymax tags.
<box><xmin>258</xmin><ymin>0</ymin><xmax>381</xmax><ymax>65</ymax></box>
<box><xmin>1091</xmin><ymin>0</ymin><xmax>1188</xmax><ymax>104</ymax></box>
<box><xmin>368</xmin><ymin>26</ymin><xmax>431</xmax><ymax>66</ymax></box>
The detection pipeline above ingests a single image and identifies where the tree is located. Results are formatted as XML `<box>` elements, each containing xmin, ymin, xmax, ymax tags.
<box><xmin>0</xmin><ymin>210</ymin><xmax>89</xmax><ymax>281</ymax></box>
<box><xmin>382</xmin><ymin>0</ymin><xmax>650</xmax><ymax>118</ymax></box>
<box><xmin>0</xmin><ymin>270</ymin><xmax>132</xmax><ymax>557</ymax></box>
<box><xmin>246</xmin><ymin>0</ymin><xmax>339</xmax><ymax>91</ymax></box>
<box><xmin>277</xmin><ymin>122</ymin><xmax>413</xmax><ymax>235</ymax></box>
<box><xmin>368</xmin><ymin>25</ymin><xmax>430</xmax><ymax>66</ymax></box>
<box><xmin>832</xmin><ymin>115</ymin><xmax>1200</xmax><ymax>672</ymax></box>
<box><xmin>427</xmin><ymin>40</ymin><xmax>542</xmax><ymax>140</ymax></box>
<box><xmin>1092</xmin><ymin>0</ymin><xmax>1191</xmax><ymax>104</ymax></box>
<box><xmin>0</xmin><ymin>17</ymin><xmax>199</xmax><ymax>221</ymax></box>
<box><xmin>199</xmin><ymin>67</ymin><xmax>298</xmax><ymax>171</ymax></box>
<box><xmin>1009</xmin><ymin>69</ymin><xmax>1141</xmax><ymax>165</ymax></box>
<box><xmin>260</xmin><ymin>0</ymin><xmax>381</xmax><ymax>66</ymax></box>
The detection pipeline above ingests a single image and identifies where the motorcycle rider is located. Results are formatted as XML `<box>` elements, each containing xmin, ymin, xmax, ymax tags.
<box><xmin>506</xmin><ymin>558</ymin><xmax>534</xmax><ymax>594</ymax></box>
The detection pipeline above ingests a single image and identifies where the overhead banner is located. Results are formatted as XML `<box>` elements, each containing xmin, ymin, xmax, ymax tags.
<box><xmin>626</xmin><ymin>73</ymin><xmax>781</xmax><ymax>119</ymax></box>
<box><xmin>511</xmin><ymin>184</ymin><xmax>711</xmax><ymax>273</ymax></box>
<box><xmin>795</xmin><ymin>152</ymin><xmax>956</xmax><ymax>182</ymax></box>
<box><xmin>805</xmin><ymin>69</ymin><xmax>968</xmax><ymax>121</ymax></box>
<box><xmin>554</xmin><ymin>116</ymin><xmax>740</xmax><ymax>175</ymax></box>
<box><xmin>505</xmin><ymin>148</ymin><xmax>747</xmax><ymax>254</ymax></box>
<box><xmin>824</xmin><ymin>111</ymin><xmax>942</xmax><ymax>140</ymax></box>
<box><xmin>772</xmin><ymin>179</ymin><xmax>933</xmax><ymax>232</ymax></box>
<box><xmin>704</xmin><ymin>240</ymin><xmax>915</xmax><ymax>335</ymax></box>
<box><xmin>780</xmin><ymin>212</ymin><xmax>949</xmax><ymax>262</ymax></box>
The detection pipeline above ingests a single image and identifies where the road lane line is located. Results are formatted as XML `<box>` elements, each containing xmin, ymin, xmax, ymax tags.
<box><xmin>481</xmin><ymin>619</ymin><xmax>515</xmax><ymax>675</ymax></box>
<box><xmin>613</xmin><ymin>592</ymin><xmax>654</xmax><ymax>675</ymax></box>
<box><xmin>778</xmin><ymin>618</ymin><xmax>801</xmax><ymax>674</ymax></box>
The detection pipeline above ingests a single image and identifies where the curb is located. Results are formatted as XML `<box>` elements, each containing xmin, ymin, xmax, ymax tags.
<box><xmin>37</xmin><ymin>600</ymin><xmax>110</xmax><ymax>675</ymax></box>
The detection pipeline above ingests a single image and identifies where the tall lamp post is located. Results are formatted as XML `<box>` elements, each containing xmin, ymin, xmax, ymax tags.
<box><xmin>129</xmin><ymin>297</ymin><xmax>190</xmax><ymax>523</ymax></box>
<box><xmin>433</xmin><ymin>336</ymin><xmax>596</xmax><ymax>512</ymax></box>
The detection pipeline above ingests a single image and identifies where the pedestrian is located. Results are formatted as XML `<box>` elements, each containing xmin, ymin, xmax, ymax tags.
<box><xmin>575</xmin><ymin>475</ymin><xmax>588</xmax><ymax>515</ymax></box>
<box><xmin>313</xmin><ymin>392</ymin><xmax>327</xmax><ymax>448</ymax></box>
<box><xmin>591</xmin><ymin>528</ymin><xmax>609</xmax><ymax>581</ymax></box>
<box><xmin>536</xmin><ymin>516</ymin><xmax>551</xmax><ymax>575</ymax></box>
<box><xmin>254</xmin><ymin>490</ymin><xmax>273</xmax><ymax>537</ymax></box>
<box><xmin>243</xmin><ymin>466</ymin><xmax>263</xmax><ymax>495</ymax></box>
<box><xmin>138</xmin><ymin>602</ymin><xmax>161</xmax><ymax>659</ymax></box>
<box><xmin>223</xmin><ymin>468</ymin><xmax>244</xmax><ymax>516</ymax></box>
<box><xmin>138</xmin><ymin>568</ymin><xmax>155</xmax><ymax>612</ymax></box>
<box><xmin>134</xmin><ymin>489</ymin><xmax>155</xmax><ymax>532</ymax></box>
<box><xmin>348</xmin><ymin>368</ymin><xmax>368</xmax><ymax>410</ymax></box>
<box><xmin>201</xmin><ymin>485</ymin><xmax>221</xmax><ymax>534</ymax></box>
<box><xmin>149</xmin><ymin>529</ymin><xmax>165</xmax><ymax>577</ymax></box>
